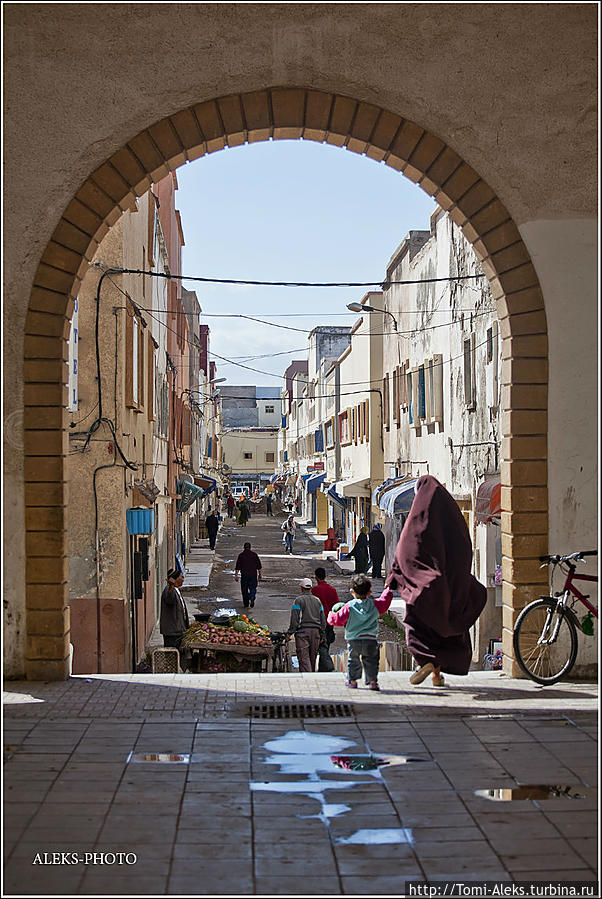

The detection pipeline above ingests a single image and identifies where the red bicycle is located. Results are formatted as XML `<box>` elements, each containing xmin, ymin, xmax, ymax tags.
<box><xmin>513</xmin><ymin>550</ymin><xmax>598</xmax><ymax>685</ymax></box>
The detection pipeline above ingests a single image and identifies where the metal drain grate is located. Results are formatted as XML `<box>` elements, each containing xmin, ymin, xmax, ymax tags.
<box><xmin>249</xmin><ymin>702</ymin><xmax>355</xmax><ymax>720</ymax></box>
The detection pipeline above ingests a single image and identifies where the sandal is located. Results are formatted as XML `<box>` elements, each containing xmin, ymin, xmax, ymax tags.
<box><xmin>345</xmin><ymin>680</ymin><xmax>358</xmax><ymax>689</ymax></box>
<box><xmin>431</xmin><ymin>673</ymin><xmax>445</xmax><ymax>686</ymax></box>
<box><xmin>368</xmin><ymin>681</ymin><xmax>380</xmax><ymax>691</ymax></box>
<box><xmin>409</xmin><ymin>662</ymin><xmax>435</xmax><ymax>685</ymax></box>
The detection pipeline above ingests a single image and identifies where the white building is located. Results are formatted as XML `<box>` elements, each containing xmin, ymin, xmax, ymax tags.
<box><xmin>378</xmin><ymin>208</ymin><xmax>501</xmax><ymax>661</ymax></box>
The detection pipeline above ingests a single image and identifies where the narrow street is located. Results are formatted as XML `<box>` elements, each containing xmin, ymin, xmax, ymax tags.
<box><xmin>188</xmin><ymin>511</ymin><xmax>369</xmax><ymax>658</ymax></box>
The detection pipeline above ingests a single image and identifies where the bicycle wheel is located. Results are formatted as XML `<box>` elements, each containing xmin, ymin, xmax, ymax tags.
<box><xmin>513</xmin><ymin>598</ymin><xmax>578</xmax><ymax>685</ymax></box>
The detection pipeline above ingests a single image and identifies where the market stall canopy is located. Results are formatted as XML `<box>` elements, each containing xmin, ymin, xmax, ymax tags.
<box><xmin>306</xmin><ymin>471</ymin><xmax>326</xmax><ymax>494</ymax></box>
<box><xmin>379</xmin><ymin>479</ymin><xmax>418</xmax><ymax>516</ymax></box>
<box><xmin>475</xmin><ymin>476</ymin><xmax>501</xmax><ymax>525</ymax></box>
<box><xmin>335</xmin><ymin>478</ymin><xmax>371</xmax><ymax>497</ymax></box>
<box><xmin>326</xmin><ymin>484</ymin><xmax>346</xmax><ymax>507</ymax></box>
<box><xmin>177</xmin><ymin>479</ymin><xmax>205</xmax><ymax>513</ymax></box>
<box><xmin>194</xmin><ymin>475</ymin><xmax>217</xmax><ymax>496</ymax></box>
<box><xmin>372</xmin><ymin>478</ymin><xmax>396</xmax><ymax>506</ymax></box>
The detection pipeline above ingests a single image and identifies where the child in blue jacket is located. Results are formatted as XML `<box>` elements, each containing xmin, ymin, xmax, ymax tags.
<box><xmin>328</xmin><ymin>573</ymin><xmax>393</xmax><ymax>691</ymax></box>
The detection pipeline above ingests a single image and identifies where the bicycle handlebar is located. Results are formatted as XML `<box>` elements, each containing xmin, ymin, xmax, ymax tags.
<box><xmin>539</xmin><ymin>550</ymin><xmax>598</xmax><ymax>566</ymax></box>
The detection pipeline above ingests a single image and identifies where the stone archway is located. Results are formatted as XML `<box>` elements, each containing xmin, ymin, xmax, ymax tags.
<box><xmin>23</xmin><ymin>87</ymin><xmax>548</xmax><ymax>680</ymax></box>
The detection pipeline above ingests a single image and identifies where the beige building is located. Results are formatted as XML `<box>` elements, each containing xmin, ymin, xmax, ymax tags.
<box><xmin>67</xmin><ymin>195</ymin><xmax>162</xmax><ymax>673</ymax></box>
<box><xmin>221</xmin><ymin>428</ymin><xmax>278</xmax><ymax>495</ymax></box>
<box><xmin>3</xmin><ymin>6</ymin><xmax>597</xmax><ymax>679</ymax></box>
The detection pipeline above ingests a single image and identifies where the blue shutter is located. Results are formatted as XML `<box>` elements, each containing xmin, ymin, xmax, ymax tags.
<box><xmin>418</xmin><ymin>367</ymin><xmax>426</xmax><ymax>419</ymax></box>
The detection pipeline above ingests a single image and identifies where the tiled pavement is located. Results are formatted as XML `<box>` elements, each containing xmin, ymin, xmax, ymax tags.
<box><xmin>3</xmin><ymin>671</ymin><xmax>599</xmax><ymax>895</ymax></box>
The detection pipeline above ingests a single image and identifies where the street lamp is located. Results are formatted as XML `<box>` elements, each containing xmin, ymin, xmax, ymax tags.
<box><xmin>346</xmin><ymin>302</ymin><xmax>397</xmax><ymax>331</ymax></box>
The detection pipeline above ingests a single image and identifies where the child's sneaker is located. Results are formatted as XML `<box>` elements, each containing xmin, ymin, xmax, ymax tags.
<box><xmin>368</xmin><ymin>681</ymin><xmax>380</xmax><ymax>691</ymax></box>
<box><xmin>345</xmin><ymin>680</ymin><xmax>358</xmax><ymax>689</ymax></box>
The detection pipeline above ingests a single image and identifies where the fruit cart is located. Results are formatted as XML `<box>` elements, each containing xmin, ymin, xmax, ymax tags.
<box><xmin>181</xmin><ymin>614</ymin><xmax>275</xmax><ymax>673</ymax></box>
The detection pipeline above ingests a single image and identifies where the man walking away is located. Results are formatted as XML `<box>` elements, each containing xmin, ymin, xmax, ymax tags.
<box><xmin>368</xmin><ymin>523</ymin><xmax>386</xmax><ymax>579</ymax></box>
<box><xmin>281</xmin><ymin>515</ymin><xmax>296</xmax><ymax>554</ymax></box>
<box><xmin>226</xmin><ymin>493</ymin><xmax>235</xmax><ymax>518</ymax></box>
<box><xmin>266</xmin><ymin>493</ymin><xmax>274</xmax><ymax>516</ymax></box>
<box><xmin>234</xmin><ymin>541</ymin><xmax>262</xmax><ymax>608</ymax></box>
<box><xmin>205</xmin><ymin>509</ymin><xmax>219</xmax><ymax>551</ymax></box>
<box><xmin>160</xmin><ymin>569</ymin><xmax>190</xmax><ymax>650</ymax></box>
<box><xmin>287</xmin><ymin>577</ymin><xmax>326</xmax><ymax>672</ymax></box>
<box><xmin>312</xmin><ymin>567</ymin><xmax>339</xmax><ymax>646</ymax></box>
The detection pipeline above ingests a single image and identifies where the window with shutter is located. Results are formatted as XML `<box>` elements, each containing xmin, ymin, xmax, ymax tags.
<box><xmin>383</xmin><ymin>374</ymin><xmax>390</xmax><ymax>430</ymax></box>
<box><xmin>147</xmin><ymin>334</ymin><xmax>156</xmax><ymax>421</ymax></box>
<box><xmin>464</xmin><ymin>334</ymin><xmax>476</xmax><ymax>409</ymax></box>
<box><xmin>417</xmin><ymin>365</ymin><xmax>426</xmax><ymax>419</ymax></box>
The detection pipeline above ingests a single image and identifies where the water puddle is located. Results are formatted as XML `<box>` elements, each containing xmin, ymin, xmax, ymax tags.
<box><xmin>127</xmin><ymin>752</ymin><xmax>190</xmax><ymax>764</ymax></box>
<box><xmin>336</xmin><ymin>828</ymin><xmax>414</xmax><ymax>845</ymax></box>
<box><xmin>475</xmin><ymin>784</ymin><xmax>596</xmax><ymax>801</ymax></box>
<box><xmin>251</xmin><ymin>730</ymin><xmax>430</xmax><ymax>828</ymax></box>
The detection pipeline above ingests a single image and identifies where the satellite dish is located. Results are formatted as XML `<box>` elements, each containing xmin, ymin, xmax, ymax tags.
<box><xmin>222</xmin><ymin>464</ymin><xmax>232</xmax><ymax>474</ymax></box>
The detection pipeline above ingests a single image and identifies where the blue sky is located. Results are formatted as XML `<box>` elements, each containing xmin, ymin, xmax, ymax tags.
<box><xmin>176</xmin><ymin>140</ymin><xmax>436</xmax><ymax>385</ymax></box>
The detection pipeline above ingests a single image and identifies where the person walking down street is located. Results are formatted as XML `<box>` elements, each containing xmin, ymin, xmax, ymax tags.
<box><xmin>312</xmin><ymin>567</ymin><xmax>340</xmax><ymax>646</ymax></box>
<box><xmin>266</xmin><ymin>493</ymin><xmax>274</xmax><ymax>516</ymax></box>
<box><xmin>226</xmin><ymin>494</ymin><xmax>235</xmax><ymax>518</ymax></box>
<box><xmin>385</xmin><ymin>475</ymin><xmax>487</xmax><ymax>687</ymax></box>
<box><xmin>160</xmin><ymin>568</ymin><xmax>190</xmax><ymax>651</ymax></box>
<box><xmin>348</xmin><ymin>527</ymin><xmax>370</xmax><ymax>573</ymax></box>
<box><xmin>328</xmin><ymin>573</ymin><xmax>393</xmax><ymax>690</ymax></box>
<box><xmin>281</xmin><ymin>515</ymin><xmax>296</xmax><ymax>554</ymax></box>
<box><xmin>368</xmin><ymin>523</ymin><xmax>386</xmax><ymax>579</ymax></box>
<box><xmin>237</xmin><ymin>498</ymin><xmax>250</xmax><ymax>527</ymax></box>
<box><xmin>287</xmin><ymin>578</ymin><xmax>327</xmax><ymax>672</ymax></box>
<box><xmin>205</xmin><ymin>509</ymin><xmax>219</xmax><ymax>551</ymax></box>
<box><xmin>234</xmin><ymin>541</ymin><xmax>262</xmax><ymax>608</ymax></box>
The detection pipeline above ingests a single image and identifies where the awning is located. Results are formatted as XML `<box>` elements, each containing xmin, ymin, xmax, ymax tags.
<box><xmin>475</xmin><ymin>476</ymin><xmax>502</xmax><ymax>525</ymax></box>
<box><xmin>306</xmin><ymin>471</ymin><xmax>326</xmax><ymax>494</ymax></box>
<box><xmin>372</xmin><ymin>478</ymin><xmax>395</xmax><ymax>506</ymax></box>
<box><xmin>335</xmin><ymin>478</ymin><xmax>371</xmax><ymax>497</ymax></box>
<box><xmin>379</xmin><ymin>479</ymin><xmax>418</xmax><ymax>516</ymax></box>
<box><xmin>177</xmin><ymin>479</ymin><xmax>206</xmax><ymax>513</ymax></box>
<box><xmin>301</xmin><ymin>472</ymin><xmax>313</xmax><ymax>483</ymax></box>
<box><xmin>194</xmin><ymin>475</ymin><xmax>217</xmax><ymax>496</ymax></box>
<box><xmin>326</xmin><ymin>484</ymin><xmax>347</xmax><ymax>507</ymax></box>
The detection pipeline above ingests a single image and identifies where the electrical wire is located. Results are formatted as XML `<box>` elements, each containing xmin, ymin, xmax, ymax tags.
<box><xmin>105</xmin><ymin>271</ymin><xmax>494</xmax><ymax>375</ymax></box>
<box><xmin>109</xmin><ymin>266</ymin><xmax>485</xmax><ymax>289</ymax></box>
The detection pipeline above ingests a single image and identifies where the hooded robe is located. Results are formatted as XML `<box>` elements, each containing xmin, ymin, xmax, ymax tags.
<box><xmin>385</xmin><ymin>475</ymin><xmax>487</xmax><ymax>675</ymax></box>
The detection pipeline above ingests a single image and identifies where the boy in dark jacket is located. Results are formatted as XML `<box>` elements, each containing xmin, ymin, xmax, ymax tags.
<box><xmin>328</xmin><ymin>574</ymin><xmax>392</xmax><ymax>690</ymax></box>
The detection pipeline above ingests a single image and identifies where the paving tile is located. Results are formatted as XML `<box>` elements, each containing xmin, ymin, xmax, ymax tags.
<box><xmin>335</xmin><ymin>849</ymin><xmax>417</xmax><ymax>876</ymax></box>
<box><xmin>80</xmin><ymin>873</ymin><xmax>167</xmax><ymax>893</ymax></box>
<box><xmin>510</xmin><ymin>869</ymin><xmax>598</xmax><ymax>882</ymax></box>
<box><xmin>413</xmin><ymin>839</ymin><xmax>500</xmax><ymax>862</ymax></box>
<box><xmin>255</xmin><ymin>876</ymin><xmax>342</xmax><ymax>894</ymax></box>
<box><xmin>341</xmin><ymin>872</ymin><xmax>426</xmax><ymax>893</ymax></box>
<box><xmin>167</xmin><ymin>874</ymin><xmax>254</xmax><ymax>894</ymax></box>
<box><xmin>567</xmin><ymin>836</ymin><xmax>599</xmax><ymax>867</ymax></box>
<box><xmin>502</xmin><ymin>852</ymin><xmax>589</xmax><ymax>872</ymax></box>
<box><xmin>255</xmin><ymin>855</ymin><xmax>338</xmax><ymax>876</ymax></box>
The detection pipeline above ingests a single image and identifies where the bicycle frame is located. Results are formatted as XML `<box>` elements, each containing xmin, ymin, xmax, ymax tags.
<box><xmin>559</xmin><ymin>563</ymin><xmax>598</xmax><ymax>618</ymax></box>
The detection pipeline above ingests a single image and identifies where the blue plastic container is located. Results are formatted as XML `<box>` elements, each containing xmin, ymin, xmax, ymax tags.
<box><xmin>126</xmin><ymin>506</ymin><xmax>155</xmax><ymax>535</ymax></box>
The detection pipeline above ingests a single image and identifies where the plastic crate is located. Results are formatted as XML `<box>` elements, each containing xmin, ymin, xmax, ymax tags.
<box><xmin>151</xmin><ymin>648</ymin><xmax>180</xmax><ymax>673</ymax></box>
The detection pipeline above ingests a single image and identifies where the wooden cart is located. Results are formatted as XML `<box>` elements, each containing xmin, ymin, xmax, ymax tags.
<box><xmin>186</xmin><ymin>639</ymin><xmax>274</xmax><ymax>673</ymax></box>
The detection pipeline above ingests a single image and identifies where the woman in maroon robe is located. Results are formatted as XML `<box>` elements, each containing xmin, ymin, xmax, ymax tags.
<box><xmin>385</xmin><ymin>475</ymin><xmax>487</xmax><ymax>686</ymax></box>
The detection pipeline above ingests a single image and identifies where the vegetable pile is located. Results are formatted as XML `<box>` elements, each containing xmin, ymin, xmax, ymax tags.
<box><xmin>181</xmin><ymin>617</ymin><xmax>272</xmax><ymax>649</ymax></box>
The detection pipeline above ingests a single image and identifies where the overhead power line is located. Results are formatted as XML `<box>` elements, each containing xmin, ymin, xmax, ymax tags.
<box><xmin>100</xmin><ymin>265</ymin><xmax>485</xmax><ymax>289</ymax></box>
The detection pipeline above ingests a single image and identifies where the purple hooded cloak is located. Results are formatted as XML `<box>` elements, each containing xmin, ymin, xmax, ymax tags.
<box><xmin>385</xmin><ymin>475</ymin><xmax>487</xmax><ymax>675</ymax></box>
